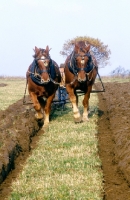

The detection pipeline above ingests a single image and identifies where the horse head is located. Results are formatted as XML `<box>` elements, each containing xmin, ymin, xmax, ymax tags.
<box><xmin>33</xmin><ymin>46</ymin><xmax>51</xmax><ymax>83</ymax></box>
<box><xmin>73</xmin><ymin>41</ymin><xmax>90</xmax><ymax>82</ymax></box>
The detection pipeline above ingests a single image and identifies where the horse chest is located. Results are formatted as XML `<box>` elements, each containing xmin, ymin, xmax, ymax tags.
<box><xmin>35</xmin><ymin>87</ymin><xmax>48</xmax><ymax>97</ymax></box>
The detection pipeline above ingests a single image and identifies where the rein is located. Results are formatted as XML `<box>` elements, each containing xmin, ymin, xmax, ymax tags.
<box><xmin>50</xmin><ymin>77</ymin><xmax>60</xmax><ymax>85</ymax></box>
<box><xmin>67</xmin><ymin>66</ymin><xmax>95</xmax><ymax>86</ymax></box>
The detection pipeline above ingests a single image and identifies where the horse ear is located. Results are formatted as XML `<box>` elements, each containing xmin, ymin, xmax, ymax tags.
<box><xmin>34</xmin><ymin>46</ymin><xmax>40</xmax><ymax>54</ymax></box>
<box><xmin>85</xmin><ymin>44</ymin><xmax>90</xmax><ymax>52</ymax></box>
<box><xmin>74</xmin><ymin>42</ymin><xmax>79</xmax><ymax>53</ymax></box>
<box><xmin>46</xmin><ymin>45</ymin><xmax>50</xmax><ymax>53</ymax></box>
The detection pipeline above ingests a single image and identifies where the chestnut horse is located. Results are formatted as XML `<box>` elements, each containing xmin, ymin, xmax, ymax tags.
<box><xmin>26</xmin><ymin>46</ymin><xmax>61</xmax><ymax>131</ymax></box>
<box><xmin>64</xmin><ymin>41</ymin><xmax>98</xmax><ymax>123</ymax></box>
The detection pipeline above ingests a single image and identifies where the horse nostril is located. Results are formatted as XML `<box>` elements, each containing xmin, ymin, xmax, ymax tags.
<box><xmin>78</xmin><ymin>77</ymin><xmax>86</xmax><ymax>83</ymax></box>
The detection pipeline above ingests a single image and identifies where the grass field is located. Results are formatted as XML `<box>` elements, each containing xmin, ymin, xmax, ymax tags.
<box><xmin>96</xmin><ymin>75</ymin><xmax>130</xmax><ymax>83</ymax></box>
<box><xmin>0</xmin><ymin>76</ymin><xmax>130</xmax><ymax>199</ymax></box>
<box><xmin>0</xmin><ymin>76</ymin><xmax>129</xmax><ymax>110</ymax></box>
<box><xmin>0</xmin><ymin>77</ymin><xmax>104</xmax><ymax>199</ymax></box>
<box><xmin>0</xmin><ymin>77</ymin><xmax>27</xmax><ymax>110</ymax></box>
<box><xmin>3</xmin><ymin>76</ymin><xmax>128</xmax><ymax>199</ymax></box>
<box><xmin>9</xmin><ymin>96</ymin><xmax>103</xmax><ymax>200</ymax></box>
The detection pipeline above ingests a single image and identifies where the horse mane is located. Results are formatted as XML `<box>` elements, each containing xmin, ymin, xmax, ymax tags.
<box><xmin>76</xmin><ymin>41</ymin><xmax>86</xmax><ymax>47</ymax></box>
<box><xmin>32</xmin><ymin>48</ymin><xmax>46</xmax><ymax>58</ymax></box>
<box><xmin>40</xmin><ymin>48</ymin><xmax>46</xmax><ymax>53</ymax></box>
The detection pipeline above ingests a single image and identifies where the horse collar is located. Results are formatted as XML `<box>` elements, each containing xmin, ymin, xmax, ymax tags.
<box><xmin>28</xmin><ymin>59</ymin><xmax>60</xmax><ymax>86</ymax></box>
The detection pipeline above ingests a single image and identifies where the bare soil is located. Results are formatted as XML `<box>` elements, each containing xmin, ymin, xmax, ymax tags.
<box><xmin>0</xmin><ymin>82</ymin><xmax>130</xmax><ymax>200</ymax></box>
<box><xmin>97</xmin><ymin>82</ymin><xmax>130</xmax><ymax>200</ymax></box>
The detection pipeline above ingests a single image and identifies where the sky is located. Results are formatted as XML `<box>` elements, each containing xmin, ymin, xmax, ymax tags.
<box><xmin>0</xmin><ymin>0</ymin><xmax>130</xmax><ymax>77</ymax></box>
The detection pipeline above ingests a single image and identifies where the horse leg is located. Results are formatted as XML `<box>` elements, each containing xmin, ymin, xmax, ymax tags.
<box><xmin>67</xmin><ymin>86</ymin><xmax>82</xmax><ymax>123</ymax></box>
<box><xmin>30</xmin><ymin>92</ymin><xmax>44</xmax><ymax>120</ymax></box>
<box><xmin>41</xmin><ymin>93</ymin><xmax>55</xmax><ymax>131</ymax></box>
<box><xmin>82</xmin><ymin>85</ymin><xmax>92</xmax><ymax>122</ymax></box>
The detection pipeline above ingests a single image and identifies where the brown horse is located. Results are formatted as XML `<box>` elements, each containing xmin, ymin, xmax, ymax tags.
<box><xmin>26</xmin><ymin>46</ymin><xmax>61</xmax><ymax>131</ymax></box>
<box><xmin>64</xmin><ymin>41</ymin><xmax>98</xmax><ymax>123</ymax></box>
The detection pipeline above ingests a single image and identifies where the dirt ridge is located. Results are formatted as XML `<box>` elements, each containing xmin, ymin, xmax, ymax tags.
<box><xmin>0</xmin><ymin>98</ymin><xmax>42</xmax><ymax>184</ymax></box>
<box><xmin>97</xmin><ymin>82</ymin><xmax>130</xmax><ymax>200</ymax></box>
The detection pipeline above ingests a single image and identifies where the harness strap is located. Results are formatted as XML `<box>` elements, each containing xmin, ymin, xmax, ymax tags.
<box><xmin>67</xmin><ymin>64</ymin><xmax>96</xmax><ymax>86</ymax></box>
<box><xmin>27</xmin><ymin>70</ymin><xmax>41</xmax><ymax>79</ymax></box>
<box><xmin>50</xmin><ymin>78</ymin><xmax>60</xmax><ymax>85</ymax></box>
<box><xmin>69</xmin><ymin>76</ymin><xmax>77</xmax><ymax>85</ymax></box>
<box><xmin>86</xmin><ymin>65</ymin><xmax>95</xmax><ymax>82</ymax></box>
<box><xmin>23</xmin><ymin>78</ymin><xmax>28</xmax><ymax>105</ymax></box>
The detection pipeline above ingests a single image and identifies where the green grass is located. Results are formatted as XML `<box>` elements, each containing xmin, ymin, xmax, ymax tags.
<box><xmin>0</xmin><ymin>76</ymin><xmax>129</xmax><ymax>111</ymax></box>
<box><xmin>8</xmin><ymin>93</ymin><xmax>104</xmax><ymax>200</ymax></box>
<box><xmin>0</xmin><ymin>77</ymin><xmax>28</xmax><ymax>110</ymax></box>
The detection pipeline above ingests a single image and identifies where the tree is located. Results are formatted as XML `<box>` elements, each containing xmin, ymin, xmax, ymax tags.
<box><xmin>110</xmin><ymin>66</ymin><xmax>130</xmax><ymax>77</ymax></box>
<box><xmin>60</xmin><ymin>36</ymin><xmax>111</xmax><ymax>68</ymax></box>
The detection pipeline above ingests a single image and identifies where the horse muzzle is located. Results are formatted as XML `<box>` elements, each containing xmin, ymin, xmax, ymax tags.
<box><xmin>41</xmin><ymin>77</ymin><xmax>50</xmax><ymax>84</ymax></box>
<box><xmin>77</xmin><ymin>70</ymin><xmax>87</xmax><ymax>82</ymax></box>
<box><xmin>78</xmin><ymin>77</ymin><xmax>86</xmax><ymax>83</ymax></box>
<box><xmin>43</xmin><ymin>61</ymin><xmax>49</xmax><ymax>67</ymax></box>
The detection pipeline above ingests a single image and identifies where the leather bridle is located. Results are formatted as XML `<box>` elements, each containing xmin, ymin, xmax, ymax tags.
<box><xmin>28</xmin><ymin>56</ymin><xmax>60</xmax><ymax>85</ymax></box>
<box><xmin>74</xmin><ymin>52</ymin><xmax>90</xmax><ymax>73</ymax></box>
<box><xmin>68</xmin><ymin>51</ymin><xmax>95</xmax><ymax>84</ymax></box>
<box><xmin>35</xmin><ymin>56</ymin><xmax>50</xmax><ymax>74</ymax></box>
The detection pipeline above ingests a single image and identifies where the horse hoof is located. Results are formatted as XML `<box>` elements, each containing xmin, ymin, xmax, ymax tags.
<box><xmin>74</xmin><ymin>116</ymin><xmax>82</xmax><ymax>123</ymax></box>
<box><xmin>35</xmin><ymin>113</ymin><xmax>43</xmax><ymax>120</ymax></box>
<box><xmin>82</xmin><ymin>116</ymin><xmax>89</xmax><ymax>122</ymax></box>
<box><xmin>42</xmin><ymin>125</ymin><xmax>49</xmax><ymax>132</ymax></box>
<box><xmin>38</xmin><ymin>129</ymin><xmax>45</xmax><ymax>134</ymax></box>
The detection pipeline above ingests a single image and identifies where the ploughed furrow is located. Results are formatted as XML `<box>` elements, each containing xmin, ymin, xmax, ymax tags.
<box><xmin>97</xmin><ymin>82</ymin><xmax>130</xmax><ymax>200</ymax></box>
<box><xmin>0</xmin><ymin>97</ymin><xmax>43</xmax><ymax>198</ymax></box>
